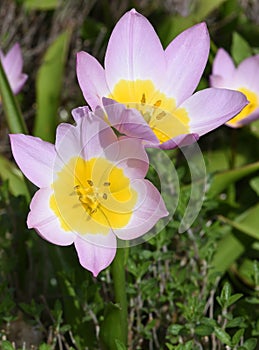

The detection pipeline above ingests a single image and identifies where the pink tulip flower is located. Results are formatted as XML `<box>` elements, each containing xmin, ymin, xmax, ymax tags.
<box><xmin>9</xmin><ymin>108</ymin><xmax>168</xmax><ymax>276</ymax></box>
<box><xmin>76</xmin><ymin>9</ymin><xmax>248</xmax><ymax>149</ymax></box>
<box><xmin>210</xmin><ymin>48</ymin><xmax>259</xmax><ymax>127</ymax></box>
<box><xmin>0</xmin><ymin>43</ymin><xmax>27</xmax><ymax>97</ymax></box>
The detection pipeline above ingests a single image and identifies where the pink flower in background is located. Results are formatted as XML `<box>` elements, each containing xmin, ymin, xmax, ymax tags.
<box><xmin>0</xmin><ymin>43</ymin><xmax>28</xmax><ymax>97</ymax></box>
<box><xmin>9</xmin><ymin>108</ymin><xmax>168</xmax><ymax>277</ymax></box>
<box><xmin>210</xmin><ymin>48</ymin><xmax>259</xmax><ymax>128</ymax></box>
<box><xmin>76</xmin><ymin>9</ymin><xmax>248</xmax><ymax>149</ymax></box>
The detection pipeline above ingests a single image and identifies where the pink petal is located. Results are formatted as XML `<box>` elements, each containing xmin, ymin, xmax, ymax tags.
<box><xmin>228</xmin><ymin>108</ymin><xmax>259</xmax><ymax>128</ymax></box>
<box><xmin>55</xmin><ymin>111</ymin><xmax>117</xmax><ymax>167</ymax></box>
<box><xmin>9</xmin><ymin>134</ymin><xmax>55</xmax><ymax>188</ymax></box>
<box><xmin>105</xmin><ymin>9</ymin><xmax>165</xmax><ymax>92</ymax></box>
<box><xmin>76</xmin><ymin>51</ymin><xmax>110</xmax><ymax>110</ymax></box>
<box><xmin>235</xmin><ymin>54</ymin><xmax>259</xmax><ymax>93</ymax></box>
<box><xmin>27</xmin><ymin>188</ymin><xmax>75</xmax><ymax>246</ymax></box>
<box><xmin>101</xmin><ymin>136</ymin><xmax>149</xmax><ymax>179</ymax></box>
<box><xmin>211</xmin><ymin>48</ymin><xmax>235</xmax><ymax>86</ymax></box>
<box><xmin>209</xmin><ymin>75</ymin><xmax>226</xmax><ymax>88</ymax></box>
<box><xmin>74</xmin><ymin>232</ymin><xmax>117</xmax><ymax>277</ymax></box>
<box><xmin>114</xmin><ymin>179</ymin><xmax>168</xmax><ymax>240</ymax></box>
<box><xmin>2</xmin><ymin>43</ymin><xmax>28</xmax><ymax>94</ymax></box>
<box><xmin>159</xmin><ymin>133</ymin><xmax>199</xmax><ymax>150</ymax></box>
<box><xmin>11</xmin><ymin>74</ymin><xmax>28</xmax><ymax>95</ymax></box>
<box><xmin>181</xmin><ymin>88</ymin><xmax>248</xmax><ymax>136</ymax></box>
<box><xmin>163</xmin><ymin>22</ymin><xmax>210</xmax><ymax>106</ymax></box>
<box><xmin>71</xmin><ymin>105</ymin><xmax>91</xmax><ymax>123</ymax></box>
<box><xmin>101</xmin><ymin>98</ymin><xmax>159</xmax><ymax>144</ymax></box>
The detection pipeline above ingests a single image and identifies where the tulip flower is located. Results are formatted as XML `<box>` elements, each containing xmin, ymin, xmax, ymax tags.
<box><xmin>0</xmin><ymin>43</ymin><xmax>28</xmax><ymax>97</ymax></box>
<box><xmin>210</xmin><ymin>48</ymin><xmax>259</xmax><ymax>127</ymax></box>
<box><xmin>76</xmin><ymin>9</ymin><xmax>248</xmax><ymax>149</ymax></box>
<box><xmin>9</xmin><ymin>108</ymin><xmax>168</xmax><ymax>276</ymax></box>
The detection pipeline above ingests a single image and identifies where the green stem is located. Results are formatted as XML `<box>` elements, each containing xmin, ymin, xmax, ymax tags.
<box><xmin>0</xmin><ymin>59</ymin><xmax>28</xmax><ymax>134</ymax></box>
<box><xmin>111</xmin><ymin>247</ymin><xmax>128</xmax><ymax>347</ymax></box>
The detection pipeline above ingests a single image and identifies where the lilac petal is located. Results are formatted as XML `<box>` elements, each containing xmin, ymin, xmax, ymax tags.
<box><xmin>228</xmin><ymin>108</ymin><xmax>259</xmax><ymax>128</ymax></box>
<box><xmin>76</xmin><ymin>51</ymin><xmax>110</xmax><ymax>110</ymax></box>
<box><xmin>11</xmin><ymin>73</ymin><xmax>28</xmax><ymax>95</ymax></box>
<box><xmin>27</xmin><ymin>188</ymin><xmax>75</xmax><ymax>246</ymax></box>
<box><xmin>2</xmin><ymin>43</ymin><xmax>28</xmax><ymax>94</ymax></box>
<box><xmin>74</xmin><ymin>232</ymin><xmax>117</xmax><ymax>277</ymax></box>
<box><xmin>211</xmin><ymin>48</ymin><xmax>235</xmax><ymax>86</ymax></box>
<box><xmin>209</xmin><ymin>75</ymin><xmax>226</xmax><ymax>89</ymax></box>
<box><xmin>159</xmin><ymin>133</ymin><xmax>199</xmax><ymax>150</ymax></box>
<box><xmin>163</xmin><ymin>22</ymin><xmax>210</xmax><ymax>106</ymax></box>
<box><xmin>181</xmin><ymin>88</ymin><xmax>248</xmax><ymax>136</ymax></box>
<box><xmin>101</xmin><ymin>97</ymin><xmax>159</xmax><ymax>144</ymax></box>
<box><xmin>55</xmin><ymin>111</ymin><xmax>117</xmax><ymax>167</ymax></box>
<box><xmin>235</xmin><ymin>55</ymin><xmax>259</xmax><ymax>93</ymax></box>
<box><xmin>3</xmin><ymin>44</ymin><xmax>23</xmax><ymax>76</ymax></box>
<box><xmin>114</xmin><ymin>179</ymin><xmax>168</xmax><ymax>240</ymax></box>
<box><xmin>9</xmin><ymin>134</ymin><xmax>55</xmax><ymax>188</ymax></box>
<box><xmin>105</xmin><ymin>9</ymin><xmax>165</xmax><ymax>92</ymax></box>
<box><xmin>71</xmin><ymin>105</ymin><xmax>91</xmax><ymax>123</ymax></box>
<box><xmin>101</xmin><ymin>136</ymin><xmax>150</xmax><ymax>179</ymax></box>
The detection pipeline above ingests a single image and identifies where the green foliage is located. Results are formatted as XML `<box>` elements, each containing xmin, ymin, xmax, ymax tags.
<box><xmin>34</xmin><ymin>30</ymin><xmax>71</xmax><ymax>142</ymax></box>
<box><xmin>231</xmin><ymin>32</ymin><xmax>253</xmax><ymax>65</ymax></box>
<box><xmin>22</xmin><ymin>0</ymin><xmax>58</xmax><ymax>11</ymax></box>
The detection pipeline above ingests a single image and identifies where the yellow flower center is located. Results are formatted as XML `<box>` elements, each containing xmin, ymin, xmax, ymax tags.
<box><xmin>226</xmin><ymin>87</ymin><xmax>258</xmax><ymax>127</ymax></box>
<box><xmin>50</xmin><ymin>157</ymin><xmax>137</xmax><ymax>235</ymax></box>
<box><xmin>108</xmin><ymin>79</ymin><xmax>190</xmax><ymax>143</ymax></box>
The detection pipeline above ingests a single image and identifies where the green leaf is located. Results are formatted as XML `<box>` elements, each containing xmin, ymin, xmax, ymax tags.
<box><xmin>219</xmin><ymin>203</ymin><xmax>259</xmax><ymax>240</ymax></box>
<box><xmin>0</xmin><ymin>341</ymin><xmax>15</xmax><ymax>350</ymax></box>
<box><xmin>115</xmin><ymin>339</ymin><xmax>127</xmax><ymax>350</ymax></box>
<box><xmin>242</xmin><ymin>338</ymin><xmax>258</xmax><ymax>350</ymax></box>
<box><xmin>227</xmin><ymin>293</ymin><xmax>243</xmax><ymax>307</ymax></box>
<box><xmin>250</xmin><ymin>176</ymin><xmax>259</xmax><ymax>196</ymax></box>
<box><xmin>23</xmin><ymin>0</ymin><xmax>58</xmax><ymax>10</ymax></box>
<box><xmin>33</xmin><ymin>30</ymin><xmax>71</xmax><ymax>142</ymax></box>
<box><xmin>207</xmin><ymin>162</ymin><xmax>259</xmax><ymax>198</ymax></box>
<box><xmin>214</xmin><ymin>327</ymin><xmax>232</xmax><ymax>346</ymax></box>
<box><xmin>211</xmin><ymin>203</ymin><xmax>259</xmax><ymax>275</ymax></box>
<box><xmin>0</xmin><ymin>57</ymin><xmax>28</xmax><ymax>134</ymax></box>
<box><xmin>99</xmin><ymin>303</ymin><xmax>123</xmax><ymax>350</ymax></box>
<box><xmin>221</xmin><ymin>282</ymin><xmax>232</xmax><ymax>303</ymax></box>
<box><xmin>195</xmin><ymin>324</ymin><xmax>214</xmax><ymax>336</ymax></box>
<box><xmin>211</xmin><ymin>231</ymin><xmax>248</xmax><ymax>274</ymax></box>
<box><xmin>0</xmin><ymin>155</ymin><xmax>30</xmax><ymax>201</ymax></box>
<box><xmin>39</xmin><ymin>344</ymin><xmax>52</xmax><ymax>350</ymax></box>
<box><xmin>168</xmin><ymin>324</ymin><xmax>184</xmax><ymax>335</ymax></box>
<box><xmin>194</xmin><ymin>0</ymin><xmax>228</xmax><ymax>20</ymax></box>
<box><xmin>158</xmin><ymin>0</ymin><xmax>228</xmax><ymax>46</ymax></box>
<box><xmin>232</xmin><ymin>328</ymin><xmax>245</xmax><ymax>346</ymax></box>
<box><xmin>231</xmin><ymin>32</ymin><xmax>253</xmax><ymax>65</ymax></box>
<box><xmin>226</xmin><ymin>316</ymin><xmax>246</xmax><ymax>328</ymax></box>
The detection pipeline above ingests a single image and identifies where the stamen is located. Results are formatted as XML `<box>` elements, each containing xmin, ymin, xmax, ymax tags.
<box><xmin>156</xmin><ymin>111</ymin><xmax>166</xmax><ymax>120</ymax></box>
<box><xmin>143</xmin><ymin>112</ymin><xmax>152</xmax><ymax>124</ymax></box>
<box><xmin>141</xmin><ymin>93</ymin><xmax>146</xmax><ymax>105</ymax></box>
<box><xmin>154</xmin><ymin>100</ymin><xmax>162</xmax><ymax>108</ymax></box>
<box><xmin>74</xmin><ymin>179</ymin><xmax>111</xmax><ymax>215</ymax></box>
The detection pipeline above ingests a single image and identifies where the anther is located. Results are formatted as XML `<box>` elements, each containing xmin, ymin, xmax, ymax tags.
<box><xmin>103</xmin><ymin>182</ymin><xmax>110</xmax><ymax>186</ymax></box>
<box><xmin>103</xmin><ymin>193</ymin><xmax>108</xmax><ymax>200</ymax></box>
<box><xmin>141</xmin><ymin>93</ymin><xmax>146</xmax><ymax>105</ymax></box>
<box><xmin>154</xmin><ymin>100</ymin><xmax>162</xmax><ymax>108</ymax></box>
<box><xmin>87</xmin><ymin>179</ymin><xmax>94</xmax><ymax>186</ymax></box>
<box><xmin>156</xmin><ymin>111</ymin><xmax>166</xmax><ymax>120</ymax></box>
